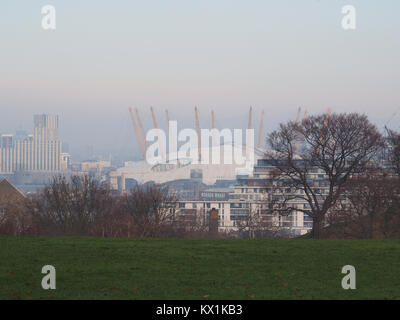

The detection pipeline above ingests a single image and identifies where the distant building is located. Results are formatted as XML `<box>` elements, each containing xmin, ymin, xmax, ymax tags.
<box><xmin>34</xmin><ymin>114</ymin><xmax>59</xmax><ymax>141</ymax></box>
<box><xmin>0</xmin><ymin>115</ymin><xmax>62</xmax><ymax>173</ymax></box>
<box><xmin>111</xmin><ymin>143</ymin><xmax>264</xmax><ymax>187</ymax></box>
<box><xmin>61</xmin><ymin>153</ymin><xmax>71</xmax><ymax>171</ymax></box>
<box><xmin>175</xmin><ymin>159</ymin><xmax>314</xmax><ymax>236</ymax></box>
<box><xmin>81</xmin><ymin>160</ymin><xmax>111</xmax><ymax>172</ymax></box>
<box><xmin>1</xmin><ymin>134</ymin><xmax>13</xmax><ymax>148</ymax></box>
<box><xmin>14</xmin><ymin>130</ymin><xmax>28</xmax><ymax>142</ymax></box>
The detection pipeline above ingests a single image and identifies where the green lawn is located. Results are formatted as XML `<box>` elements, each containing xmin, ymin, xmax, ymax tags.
<box><xmin>0</xmin><ymin>236</ymin><xmax>399</xmax><ymax>300</ymax></box>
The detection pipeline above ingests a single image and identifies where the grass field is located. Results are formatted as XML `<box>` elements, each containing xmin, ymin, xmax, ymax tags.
<box><xmin>1</xmin><ymin>236</ymin><xmax>399</xmax><ymax>300</ymax></box>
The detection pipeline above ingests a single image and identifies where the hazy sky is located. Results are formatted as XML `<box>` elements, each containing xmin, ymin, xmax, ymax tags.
<box><xmin>1</xmin><ymin>0</ymin><xmax>399</xmax><ymax>161</ymax></box>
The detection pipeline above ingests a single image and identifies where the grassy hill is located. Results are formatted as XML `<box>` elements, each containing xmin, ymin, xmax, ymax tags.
<box><xmin>1</xmin><ymin>236</ymin><xmax>399</xmax><ymax>300</ymax></box>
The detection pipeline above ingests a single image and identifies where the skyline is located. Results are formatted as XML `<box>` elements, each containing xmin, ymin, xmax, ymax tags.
<box><xmin>2</xmin><ymin>1</ymin><xmax>400</xmax><ymax>306</ymax></box>
<box><xmin>1</xmin><ymin>0</ymin><xmax>400</xmax><ymax>160</ymax></box>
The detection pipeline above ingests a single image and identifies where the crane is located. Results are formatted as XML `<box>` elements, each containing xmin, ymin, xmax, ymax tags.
<box><xmin>135</xmin><ymin>107</ymin><xmax>147</xmax><ymax>153</ymax></box>
<box><xmin>128</xmin><ymin>107</ymin><xmax>146</xmax><ymax>159</ymax></box>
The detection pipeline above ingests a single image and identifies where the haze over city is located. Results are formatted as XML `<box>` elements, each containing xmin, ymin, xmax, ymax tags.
<box><xmin>1</xmin><ymin>0</ymin><xmax>399</xmax><ymax>162</ymax></box>
<box><xmin>1</xmin><ymin>1</ymin><xmax>400</xmax><ymax>306</ymax></box>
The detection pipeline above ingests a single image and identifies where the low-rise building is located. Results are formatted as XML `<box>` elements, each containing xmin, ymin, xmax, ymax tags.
<box><xmin>81</xmin><ymin>160</ymin><xmax>111</xmax><ymax>173</ymax></box>
<box><xmin>0</xmin><ymin>178</ymin><xmax>26</xmax><ymax>214</ymax></box>
<box><xmin>176</xmin><ymin>159</ymin><xmax>317</xmax><ymax>237</ymax></box>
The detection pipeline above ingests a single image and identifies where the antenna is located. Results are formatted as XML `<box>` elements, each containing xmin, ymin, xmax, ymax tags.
<box><xmin>258</xmin><ymin>109</ymin><xmax>265</xmax><ymax>149</ymax></box>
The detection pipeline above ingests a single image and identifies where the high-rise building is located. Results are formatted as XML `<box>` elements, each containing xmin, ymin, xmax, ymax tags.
<box><xmin>0</xmin><ymin>115</ymin><xmax>62</xmax><ymax>173</ymax></box>
<box><xmin>1</xmin><ymin>134</ymin><xmax>13</xmax><ymax>149</ymax></box>
<box><xmin>14</xmin><ymin>130</ymin><xmax>28</xmax><ymax>142</ymax></box>
<box><xmin>34</xmin><ymin>114</ymin><xmax>59</xmax><ymax>141</ymax></box>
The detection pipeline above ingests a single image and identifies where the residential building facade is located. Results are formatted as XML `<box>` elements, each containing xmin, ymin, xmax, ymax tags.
<box><xmin>175</xmin><ymin>159</ymin><xmax>317</xmax><ymax>236</ymax></box>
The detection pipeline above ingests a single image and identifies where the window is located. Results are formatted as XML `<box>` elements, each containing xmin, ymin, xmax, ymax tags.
<box><xmin>303</xmin><ymin>214</ymin><xmax>313</xmax><ymax>228</ymax></box>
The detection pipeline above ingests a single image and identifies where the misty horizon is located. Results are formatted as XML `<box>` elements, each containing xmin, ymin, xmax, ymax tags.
<box><xmin>1</xmin><ymin>0</ymin><xmax>399</xmax><ymax>162</ymax></box>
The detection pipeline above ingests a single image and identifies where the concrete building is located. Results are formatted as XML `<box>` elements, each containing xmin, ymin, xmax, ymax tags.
<box><xmin>175</xmin><ymin>159</ymin><xmax>316</xmax><ymax>237</ymax></box>
<box><xmin>81</xmin><ymin>160</ymin><xmax>111</xmax><ymax>173</ymax></box>
<box><xmin>0</xmin><ymin>115</ymin><xmax>62</xmax><ymax>173</ymax></box>
<box><xmin>1</xmin><ymin>134</ymin><xmax>13</xmax><ymax>149</ymax></box>
<box><xmin>61</xmin><ymin>153</ymin><xmax>71</xmax><ymax>171</ymax></box>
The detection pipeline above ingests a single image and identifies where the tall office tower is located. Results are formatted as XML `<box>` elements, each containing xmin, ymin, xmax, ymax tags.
<box><xmin>14</xmin><ymin>130</ymin><xmax>28</xmax><ymax>142</ymax></box>
<box><xmin>32</xmin><ymin>114</ymin><xmax>61</xmax><ymax>171</ymax></box>
<box><xmin>0</xmin><ymin>134</ymin><xmax>14</xmax><ymax>172</ymax></box>
<box><xmin>34</xmin><ymin>114</ymin><xmax>59</xmax><ymax>141</ymax></box>
<box><xmin>0</xmin><ymin>115</ymin><xmax>62</xmax><ymax>173</ymax></box>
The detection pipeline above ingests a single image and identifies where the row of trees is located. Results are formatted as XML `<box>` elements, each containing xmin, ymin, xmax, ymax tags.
<box><xmin>266</xmin><ymin>113</ymin><xmax>400</xmax><ymax>238</ymax></box>
<box><xmin>0</xmin><ymin>175</ymin><xmax>207</xmax><ymax>238</ymax></box>
<box><xmin>0</xmin><ymin>174</ymin><xmax>227</xmax><ymax>238</ymax></box>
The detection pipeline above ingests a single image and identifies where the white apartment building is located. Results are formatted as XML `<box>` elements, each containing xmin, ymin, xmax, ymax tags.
<box><xmin>176</xmin><ymin>159</ymin><xmax>320</xmax><ymax>236</ymax></box>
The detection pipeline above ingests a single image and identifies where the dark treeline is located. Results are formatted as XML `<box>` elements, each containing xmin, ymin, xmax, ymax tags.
<box><xmin>0</xmin><ymin>175</ymin><xmax>215</xmax><ymax>238</ymax></box>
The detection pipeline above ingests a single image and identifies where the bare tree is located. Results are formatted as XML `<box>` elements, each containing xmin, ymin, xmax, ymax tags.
<box><xmin>327</xmin><ymin>166</ymin><xmax>400</xmax><ymax>238</ymax></box>
<box><xmin>267</xmin><ymin>112</ymin><xmax>383</xmax><ymax>238</ymax></box>
<box><xmin>32</xmin><ymin>175</ymin><xmax>115</xmax><ymax>236</ymax></box>
<box><xmin>234</xmin><ymin>205</ymin><xmax>284</xmax><ymax>238</ymax></box>
<box><xmin>122</xmin><ymin>185</ymin><xmax>176</xmax><ymax>237</ymax></box>
<box><xmin>0</xmin><ymin>201</ymin><xmax>33</xmax><ymax>236</ymax></box>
